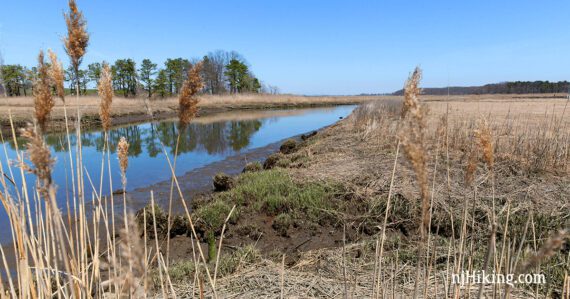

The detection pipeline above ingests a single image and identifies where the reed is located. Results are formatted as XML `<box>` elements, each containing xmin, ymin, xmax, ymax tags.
<box><xmin>178</xmin><ymin>62</ymin><xmax>204</xmax><ymax>128</ymax></box>
<box><xmin>47</xmin><ymin>50</ymin><xmax>65</xmax><ymax>103</ymax></box>
<box><xmin>63</xmin><ymin>0</ymin><xmax>89</xmax><ymax>77</ymax></box>
<box><xmin>33</xmin><ymin>51</ymin><xmax>55</xmax><ymax>133</ymax></box>
<box><xmin>118</xmin><ymin>136</ymin><xmax>129</xmax><ymax>187</ymax></box>
<box><xmin>98</xmin><ymin>62</ymin><xmax>113</xmax><ymax>131</ymax></box>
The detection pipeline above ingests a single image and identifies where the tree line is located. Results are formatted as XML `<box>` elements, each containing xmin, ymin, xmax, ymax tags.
<box><xmin>392</xmin><ymin>81</ymin><xmax>570</xmax><ymax>96</ymax></box>
<box><xmin>0</xmin><ymin>50</ymin><xmax>280</xmax><ymax>97</ymax></box>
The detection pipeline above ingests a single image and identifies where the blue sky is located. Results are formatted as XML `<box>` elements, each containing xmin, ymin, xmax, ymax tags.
<box><xmin>1</xmin><ymin>1</ymin><xmax>569</xmax><ymax>95</ymax></box>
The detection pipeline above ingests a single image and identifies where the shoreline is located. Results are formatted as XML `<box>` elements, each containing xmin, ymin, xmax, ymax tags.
<box><xmin>0</xmin><ymin>94</ymin><xmax>376</xmax><ymax>136</ymax></box>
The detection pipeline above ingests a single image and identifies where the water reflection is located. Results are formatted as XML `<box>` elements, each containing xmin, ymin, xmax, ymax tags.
<box><xmin>11</xmin><ymin>119</ymin><xmax>263</xmax><ymax>157</ymax></box>
<box><xmin>0</xmin><ymin>106</ymin><xmax>356</xmax><ymax>243</ymax></box>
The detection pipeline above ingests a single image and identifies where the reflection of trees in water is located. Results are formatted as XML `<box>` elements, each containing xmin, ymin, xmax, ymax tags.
<box><xmin>30</xmin><ymin>118</ymin><xmax>263</xmax><ymax>157</ymax></box>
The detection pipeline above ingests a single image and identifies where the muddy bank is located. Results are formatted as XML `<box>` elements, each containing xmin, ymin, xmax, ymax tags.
<box><xmin>126</xmin><ymin>135</ymin><xmax>289</xmax><ymax>212</ymax></box>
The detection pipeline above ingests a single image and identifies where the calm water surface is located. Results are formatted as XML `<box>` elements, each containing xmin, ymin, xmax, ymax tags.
<box><xmin>0</xmin><ymin>105</ymin><xmax>355</xmax><ymax>243</ymax></box>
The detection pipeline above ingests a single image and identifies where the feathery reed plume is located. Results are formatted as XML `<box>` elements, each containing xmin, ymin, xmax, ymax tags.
<box><xmin>98</xmin><ymin>62</ymin><xmax>113</xmax><ymax>131</ymax></box>
<box><xmin>399</xmin><ymin>67</ymin><xmax>429</xmax><ymax>235</ymax></box>
<box><xmin>48</xmin><ymin>49</ymin><xmax>65</xmax><ymax>102</ymax></box>
<box><xmin>520</xmin><ymin>229</ymin><xmax>568</xmax><ymax>273</ymax></box>
<box><xmin>34</xmin><ymin>51</ymin><xmax>55</xmax><ymax>133</ymax></box>
<box><xmin>474</xmin><ymin>119</ymin><xmax>494</xmax><ymax>170</ymax></box>
<box><xmin>118</xmin><ymin>137</ymin><xmax>129</xmax><ymax>186</ymax></box>
<box><xmin>401</xmin><ymin>67</ymin><xmax>423</xmax><ymax>120</ymax></box>
<box><xmin>63</xmin><ymin>0</ymin><xmax>89</xmax><ymax>74</ymax></box>
<box><xmin>21</xmin><ymin>125</ymin><xmax>55</xmax><ymax>196</ymax></box>
<box><xmin>178</xmin><ymin>62</ymin><xmax>204</xmax><ymax>128</ymax></box>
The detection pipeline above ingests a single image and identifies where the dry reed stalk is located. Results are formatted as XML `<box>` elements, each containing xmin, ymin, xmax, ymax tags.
<box><xmin>213</xmin><ymin>205</ymin><xmax>237</xmax><ymax>287</ymax></box>
<box><xmin>98</xmin><ymin>62</ymin><xmax>113</xmax><ymax>131</ymax></box>
<box><xmin>47</xmin><ymin>50</ymin><xmax>65</xmax><ymax>103</ymax></box>
<box><xmin>179</xmin><ymin>62</ymin><xmax>204</xmax><ymax>127</ymax></box>
<box><xmin>398</xmin><ymin>67</ymin><xmax>431</xmax><ymax>298</ymax></box>
<box><xmin>117</xmin><ymin>214</ymin><xmax>147</xmax><ymax>297</ymax></box>
<box><xmin>33</xmin><ymin>51</ymin><xmax>55</xmax><ymax>133</ymax></box>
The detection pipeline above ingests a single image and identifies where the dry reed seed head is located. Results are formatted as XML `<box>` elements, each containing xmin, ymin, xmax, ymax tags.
<box><xmin>47</xmin><ymin>50</ymin><xmax>66</xmax><ymax>102</ymax></box>
<box><xmin>63</xmin><ymin>0</ymin><xmax>89</xmax><ymax>69</ymax></box>
<box><xmin>21</xmin><ymin>125</ymin><xmax>55</xmax><ymax>197</ymax></box>
<box><xmin>118</xmin><ymin>137</ymin><xmax>129</xmax><ymax>185</ymax></box>
<box><xmin>474</xmin><ymin>119</ymin><xmax>494</xmax><ymax>170</ymax></box>
<box><xmin>398</xmin><ymin>66</ymin><xmax>430</xmax><ymax>238</ymax></box>
<box><xmin>178</xmin><ymin>62</ymin><xmax>204</xmax><ymax>127</ymax></box>
<box><xmin>34</xmin><ymin>51</ymin><xmax>55</xmax><ymax>133</ymax></box>
<box><xmin>520</xmin><ymin>229</ymin><xmax>568</xmax><ymax>273</ymax></box>
<box><xmin>98</xmin><ymin>62</ymin><xmax>113</xmax><ymax>131</ymax></box>
<box><xmin>401</xmin><ymin>67</ymin><xmax>423</xmax><ymax>121</ymax></box>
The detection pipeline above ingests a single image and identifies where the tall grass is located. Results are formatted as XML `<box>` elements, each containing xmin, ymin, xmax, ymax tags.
<box><xmin>351</xmin><ymin>69</ymin><xmax>569</xmax><ymax>298</ymax></box>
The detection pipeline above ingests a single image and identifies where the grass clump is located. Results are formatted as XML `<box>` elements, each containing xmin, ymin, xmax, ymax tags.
<box><xmin>263</xmin><ymin>152</ymin><xmax>284</xmax><ymax>169</ymax></box>
<box><xmin>135</xmin><ymin>204</ymin><xmax>168</xmax><ymax>239</ymax></box>
<box><xmin>272</xmin><ymin>213</ymin><xmax>293</xmax><ymax>236</ymax></box>
<box><xmin>194</xmin><ymin>200</ymin><xmax>238</xmax><ymax>262</ymax></box>
<box><xmin>216</xmin><ymin>169</ymin><xmax>338</xmax><ymax>223</ymax></box>
<box><xmin>213</xmin><ymin>172</ymin><xmax>236</xmax><ymax>192</ymax></box>
<box><xmin>242</xmin><ymin>161</ymin><xmax>263</xmax><ymax>173</ymax></box>
<box><xmin>279</xmin><ymin>138</ymin><xmax>297</xmax><ymax>154</ymax></box>
<box><xmin>161</xmin><ymin>245</ymin><xmax>261</xmax><ymax>286</ymax></box>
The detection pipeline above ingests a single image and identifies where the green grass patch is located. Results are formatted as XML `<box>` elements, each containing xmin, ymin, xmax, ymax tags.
<box><xmin>215</xmin><ymin>169</ymin><xmax>339</xmax><ymax>221</ymax></box>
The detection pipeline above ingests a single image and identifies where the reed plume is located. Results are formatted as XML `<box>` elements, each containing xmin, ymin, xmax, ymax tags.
<box><xmin>33</xmin><ymin>51</ymin><xmax>55</xmax><ymax>133</ymax></box>
<box><xmin>401</xmin><ymin>67</ymin><xmax>423</xmax><ymax>120</ymax></box>
<box><xmin>178</xmin><ymin>62</ymin><xmax>204</xmax><ymax>128</ymax></box>
<box><xmin>21</xmin><ymin>125</ymin><xmax>55</xmax><ymax>197</ymax></box>
<box><xmin>63</xmin><ymin>0</ymin><xmax>89</xmax><ymax>74</ymax></box>
<box><xmin>98</xmin><ymin>62</ymin><xmax>113</xmax><ymax>131</ymax></box>
<box><xmin>520</xmin><ymin>229</ymin><xmax>568</xmax><ymax>273</ymax></box>
<box><xmin>118</xmin><ymin>137</ymin><xmax>129</xmax><ymax>186</ymax></box>
<box><xmin>48</xmin><ymin>49</ymin><xmax>65</xmax><ymax>102</ymax></box>
<box><xmin>399</xmin><ymin>67</ymin><xmax>429</xmax><ymax>236</ymax></box>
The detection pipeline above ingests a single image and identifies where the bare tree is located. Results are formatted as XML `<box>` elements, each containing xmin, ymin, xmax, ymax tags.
<box><xmin>268</xmin><ymin>85</ymin><xmax>280</xmax><ymax>95</ymax></box>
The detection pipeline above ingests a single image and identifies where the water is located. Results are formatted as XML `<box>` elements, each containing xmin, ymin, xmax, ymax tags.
<box><xmin>0</xmin><ymin>105</ymin><xmax>355</xmax><ymax>243</ymax></box>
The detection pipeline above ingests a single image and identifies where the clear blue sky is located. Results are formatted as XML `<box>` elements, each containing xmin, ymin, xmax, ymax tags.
<box><xmin>1</xmin><ymin>1</ymin><xmax>569</xmax><ymax>95</ymax></box>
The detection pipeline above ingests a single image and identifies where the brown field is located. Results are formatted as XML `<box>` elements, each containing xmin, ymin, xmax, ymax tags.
<box><xmin>1</xmin><ymin>93</ymin><xmax>567</xmax><ymax>133</ymax></box>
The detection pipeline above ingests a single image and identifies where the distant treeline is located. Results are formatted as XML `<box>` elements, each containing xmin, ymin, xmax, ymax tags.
<box><xmin>0</xmin><ymin>50</ymin><xmax>280</xmax><ymax>98</ymax></box>
<box><xmin>392</xmin><ymin>81</ymin><xmax>570</xmax><ymax>95</ymax></box>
